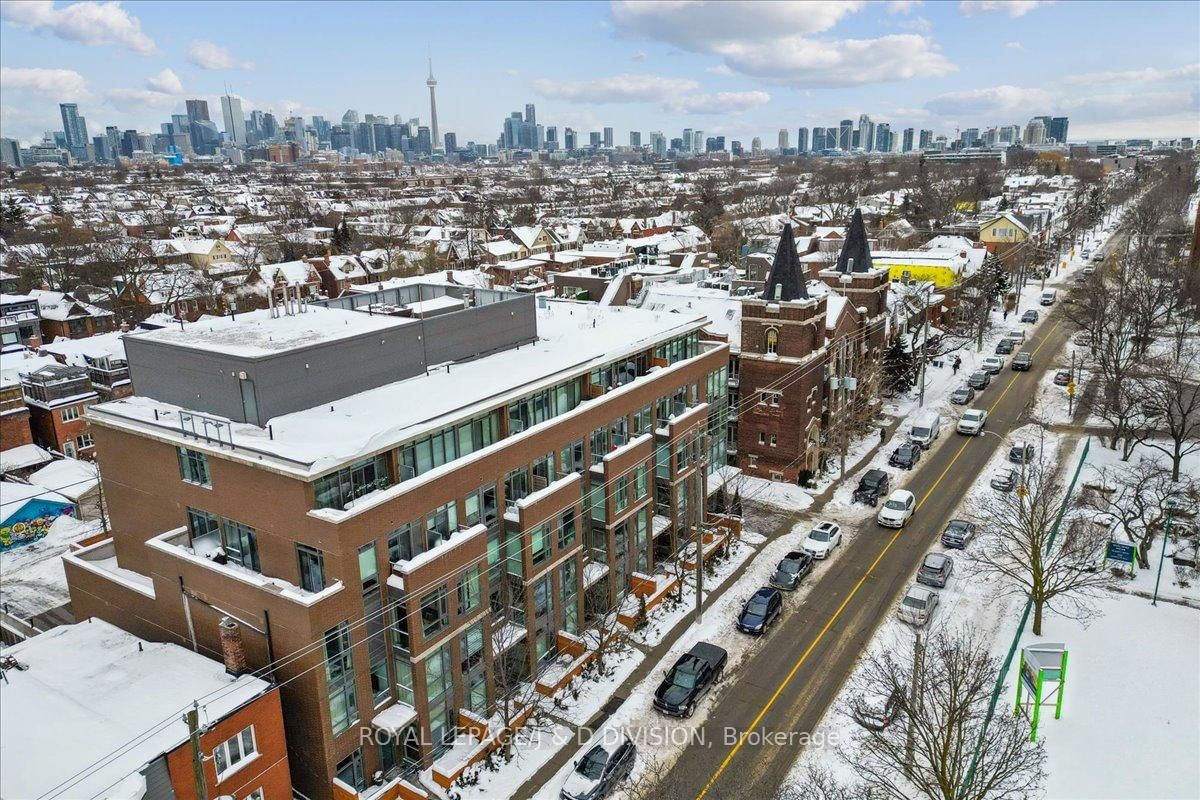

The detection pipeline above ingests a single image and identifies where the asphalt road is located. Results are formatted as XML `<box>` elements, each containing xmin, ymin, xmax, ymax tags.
<box><xmin>656</xmin><ymin>311</ymin><xmax>1077</xmax><ymax>800</ymax></box>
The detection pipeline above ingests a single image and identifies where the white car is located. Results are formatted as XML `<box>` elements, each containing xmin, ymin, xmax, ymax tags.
<box><xmin>877</xmin><ymin>490</ymin><xmax>916</xmax><ymax>528</ymax></box>
<box><xmin>898</xmin><ymin>584</ymin><xmax>940</xmax><ymax>627</ymax></box>
<box><xmin>802</xmin><ymin>521</ymin><xmax>843</xmax><ymax>559</ymax></box>
<box><xmin>956</xmin><ymin>408</ymin><xmax>988</xmax><ymax>435</ymax></box>
<box><xmin>981</xmin><ymin>356</ymin><xmax>1005</xmax><ymax>374</ymax></box>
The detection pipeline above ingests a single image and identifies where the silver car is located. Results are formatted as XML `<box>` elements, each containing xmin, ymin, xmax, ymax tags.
<box><xmin>898</xmin><ymin>584</ymin><xmax>940</xmax><ymax>627</ymax></box>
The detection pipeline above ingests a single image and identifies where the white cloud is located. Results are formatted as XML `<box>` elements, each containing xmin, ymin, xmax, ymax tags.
<box><xmin>926</xmin><ymin>84</ymin><xmax>1053</xmax><ymax>117</ymax></box>
<box><xmin>532</xmin><ymin>73</ymin><xmax>700</xmax><ymax>103</ymax></box>
<box><xmin>104</xmin><ymin>87</ymin><xmax>180</xmax><ymax>111</ymax></box>
<box><xmin>187</xmin><ymin>39</ymin><xmax>254</xmax><ymax>70</ymax></box>
<box><xmin>631</xmin><ymin>50</ymin><xmax>646</xmax><ymax>62</ymax></box>
<box><xmin>1063</xmin><ymin>63</ymin><xmax>1199</xmax><ymax>84</ymax></box>
<box><xmin>610</xmin><ymin>1</ymin><xmax>863</xmax><ymax>49</ymax></box>
<box><xmin>705</xmin><ymin>64</ymin><xmax>735</xmax><ymax>77</ymax></box>
<box><xmin>1005</xmin><ymin>41</ymin><xmax>1023</xmax><ymax>49</ymax></box>
<box><xmin>897</xmin><ymin>15</ymin><xmax>932</xmax><ymax>32</ymax></box>
<box><xmin>1</xmin><ymin>0</ymin><xmax>157</xmax><ymax>54</ymax></box>
<box><xmin>887</xmin><ymin>0</ymin><xmax>922</xmax><ymax>12</ymax></box>
<box><xmin>610</xmin><ymin>2</ymin><xmax>954</xmax><ymax>87</ymax></box>
<box><xmin>718</xmin><ymin>34</ymin><xmax>956</xmax><ymax>87</ymax></box>
<box><xmin>0</xmin><ymin>66</ymin><xmax>87</xmax><ymax>97</ymax></box>
<box><xmin>144</xmin><ymin>68</ymin><xmax>182</xmax><ymax>94</ymax></box>
<box><xmin>664</xmin><ymin>90</ymin><xmax>771</xmax><ymax>115</ymax></box>
<box><xmin>959</xmin><ymin>1</ymin><xmax>1050</xmax><ymax>18</ymax></box>
<box><xmin>504</xmin><ymin>68</ymin><xmax>519</xmax><ymax>77</ymax></box>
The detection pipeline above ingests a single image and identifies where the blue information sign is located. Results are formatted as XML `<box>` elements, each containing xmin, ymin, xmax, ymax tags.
<box><xmin>1105</xmin><ymin>541</ymin><xmax>1136</xmax><ymax>564</ymax></box>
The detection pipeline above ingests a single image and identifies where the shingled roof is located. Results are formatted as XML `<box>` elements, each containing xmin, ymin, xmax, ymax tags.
<box><xmin>762</xmin><ymin>223</ymin><xmax>808</xmax><ymax>301</ymax></box>
<box><xmin>835</xmin><ymin>209</ymin><xmax>873</xmax><ymax>274</ymax></box>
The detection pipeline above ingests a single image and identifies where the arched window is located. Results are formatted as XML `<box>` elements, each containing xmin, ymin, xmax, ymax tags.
<box><xmin>766</xmin><ymin>327</ymin><xmax>779</xmax><ymax>355</ymax></box>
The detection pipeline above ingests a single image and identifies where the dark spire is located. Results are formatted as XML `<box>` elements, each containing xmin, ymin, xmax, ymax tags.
<box><xmin>836</xmin><ymin>208</ymin><xmax>873</xmax><ymax>274</ymax></box>
<box><xmin>762</xmin><ymin>223</ymin><xmax>808</xmax><ymax>301</ymax></box>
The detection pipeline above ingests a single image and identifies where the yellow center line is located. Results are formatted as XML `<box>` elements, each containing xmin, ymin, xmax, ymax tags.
<box><xmin>694</xmin><ymin>320</ymin><xmax>1062</xmax><ymax>800</ymax></box>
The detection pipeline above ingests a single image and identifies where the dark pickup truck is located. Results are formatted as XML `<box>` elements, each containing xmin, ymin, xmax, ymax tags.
<box><xmin>653</xmin><ymin>642</ymin><xmax>728</xmax><ymax>718</ymax></box>
<box><xmin>853</xmin><ymin>468</ymin><xmax>891</xmax><ymax>506</ymax></box>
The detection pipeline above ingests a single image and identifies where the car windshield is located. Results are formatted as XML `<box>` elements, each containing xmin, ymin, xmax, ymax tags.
<box><xmin>965</xmin><ymin>412</ymin><xmax>982</xmax><ymax>421</ymax></box>
<box><xmin>809</xmin><ymin>529</ymin><xmax>831</xmax><ymax>542</ymax></box>
<box><xmin>885</xmin><ymin>499</ymin><xmax>906</xmax><ymax>511</ymax></box>
<box><xmin>902</xmin><ymin>595</ymin><xmax>927</xmax><ymax>609</ymax></box>
<box><xmin>671</xmin><ymin>664</ymin><xmax>699</xmax><ymax>690</ymax></box>
<box><xmin>779</xmin><ymin>560</ymin><xmax>801</xmax><ymax>574</ymax></box>
<box><xmin>911</xmin><ymin>427</ymin><xmax>929</xmax><ymax>437</ymax></box>
<box><xmin>924</xmin><ymin>556</ymin><xmax>945</xmax><ymax>569</ymax></box>
<box><xmin>746</xmin><ymin>598</ymin><xmax>770</xmax><ymax>616</ymax></box>
<box><xmin>578</xmin><ymin>745</ymin><xmax>610</xmax><ymax>780</ymax></box>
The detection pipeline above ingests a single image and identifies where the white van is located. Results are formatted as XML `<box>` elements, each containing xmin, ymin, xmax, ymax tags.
<box><xmin>908</xmin><ymin>410</ymin><xmax>941</xmax><ymax>450</ymax></box>
<box><xmin>1040</xmin><ymin>289</ymin><xmax>1057</xmax><ymax>306</ymax></box>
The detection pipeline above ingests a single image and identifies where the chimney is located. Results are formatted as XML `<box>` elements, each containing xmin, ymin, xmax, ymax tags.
<box><xmin>218</xmin><ymin>617</ymin><xmax>247</xmax><ymax>676</ymax></box>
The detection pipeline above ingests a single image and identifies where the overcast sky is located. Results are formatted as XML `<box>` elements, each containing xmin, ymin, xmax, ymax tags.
<box><xmin>2</xmin><ymin>0</ymin><xmax>1198</xmax><ymax>146</ymax></box>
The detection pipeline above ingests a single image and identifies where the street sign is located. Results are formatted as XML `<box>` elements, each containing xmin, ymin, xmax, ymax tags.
<box><xmin>1105</xmin><ymin>541</ymin><xmax>1136</xmax><ymax>564</ymax></box>
<box><xmin>1067</xmin><ymin>382</ymin><xmax>1076</xmax><ymax>396</ymax></box>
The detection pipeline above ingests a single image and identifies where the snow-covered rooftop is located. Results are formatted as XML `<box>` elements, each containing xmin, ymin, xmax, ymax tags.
<box><xmin>0</xmin><ymin>619</ymin><xmax>272</xmax><ymax>800</ymax></box>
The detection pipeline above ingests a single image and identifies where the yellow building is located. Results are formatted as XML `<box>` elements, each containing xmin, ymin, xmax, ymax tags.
<box><xmin>872</xmin><ymin>249</ymin><xmax>977</xmax><ymax>288</ymax></box>
<box><xmin>978</xmin><ymin>212</ymin><xmax>1030</xmax><ymax>250</ymax></box>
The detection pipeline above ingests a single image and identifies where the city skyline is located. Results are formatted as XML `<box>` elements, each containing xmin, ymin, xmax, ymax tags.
<box><xmin>2</xmin><ymin>1</ymin><xmax>1198</xmax><ymax>147</ymax></box>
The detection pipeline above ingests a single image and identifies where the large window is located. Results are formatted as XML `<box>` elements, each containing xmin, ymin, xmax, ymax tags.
<box><xmin>504</xmin><ymin>467</ymin><xmax>530</xmax><ymax>504</ymax></box>
<box><xmin>461</xmin><ymin>622</ymin><xmax>484</xmax><ymax>673</ymax></box>
<box><xmin>614</xmin><ymin>476</ymin><xmax>630</xmax><ymax>514</ymax></box>
<box><xmin>359</xmin><ymin>543</ymin><xmax>389</xmax><ymax>706</ymax></box>
<box><xmin>387</xmin><ymin>522</ymin><xmax>418</xmax><ymax>563</ymax></box>
<box><xmin>457</xmin><ymin>566</ymin><xmax>481</xmax><ymax>615</ymax></box>
<box><xmin>186</xmin><ymin>508</ymin><xmax>219</xmax><ymax>543</ymax></box>
<box><xmin>532</xmin><ymin>524</ymin><xmax>551</xmax><ymax>565</ymax></box>
<box><xmin>335</xmin><ymin>750</ymin><xmax>365</xmax><ymax>793</ymax></box>
<box><xmin>324</xmin><ymin>623</ymin><xmax>358</xmax><ymax>734</ymax></box>
<box><xmin>507</xmin><ymin>378</ymin><xmax>582</xmax><ymax>433</ymax></box>
<box><xmin>177</xmin><ymin>448</ymin><xmax>211</xmax><ymax>486</ymax></box>
<box><xmin>426</xmin><ymin>502</ymin><xmax>458</xmax><ymax>547</ymax></box>
<box><xmin>558</xmin><ymin>509</ymin><xmax>577</xmax><ymax>549</ymax></box>
<box><xmin>394</xmin><ymin>656</ymin><xmax>414</xmax><ymax>705</ymax></box>
<box><xmin>399</xmin><ymin>412</ymin><xmax>500</xmax><ymax>480</ymax></box>
<box><xmin>213</xmin><ymin>725</ymin><xmax>257</xmax><ymax>780</ymax></box>
<box><xmin>297</xmin><ymin>544</ymin><xmax>325</xmax><ymax>592</ymax></box>
<box><xmin>425</xmin><ymin>643</ymin><xmax>454</xmax><ymax>745</ymax></box>
<box><xmin>313</xmin><ymin>453</ymin><xmax>391</xmax><ymax>510</ymax></box>
<box><xmin>222</xmin><ymin>520</ymin><xmax>260</xmax><ymax>572</ymax></box>
<box><xmin>420</xmin><ymin>587</ymin><xmax>449</xmax><ymax>639</ymax></box>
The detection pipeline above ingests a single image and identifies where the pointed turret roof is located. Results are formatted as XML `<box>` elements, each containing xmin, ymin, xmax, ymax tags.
<box><xmin>762</xmin><ymin>223</ymin><xmax>808</xmax><ymax>302</ymax></box>
<box><xmin>836</xmin><ymin>208</ymin><xmax>873</xmax><ymax>274</ymax></box>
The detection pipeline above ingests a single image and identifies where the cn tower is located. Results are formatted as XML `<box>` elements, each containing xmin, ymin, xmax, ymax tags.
<box><xmin>426</xmin><ymin>58</ymin><xmax>441</xmax><ymax>152</ymax></box>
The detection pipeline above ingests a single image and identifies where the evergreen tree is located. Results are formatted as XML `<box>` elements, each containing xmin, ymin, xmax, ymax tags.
<box><xmin>0</xmin><ymin>198</ymin><xmax>27</xmax><ymax>236</ymax></box>
<box><xmin>49</xmin><ymin>193</ymin><xmax>64</xmax><ymax>216</ymax></box>
<box><xmin>882</xmin><ymin>335</ymin><xmax>917</xmax><ymax>396</ymax></box>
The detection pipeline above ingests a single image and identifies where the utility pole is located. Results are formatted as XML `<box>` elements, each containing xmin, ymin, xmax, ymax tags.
<box><xmin>693</xmin><ymin>431</ymin><xmax>708</xmax><ymax>623</ymax></box>
<box><xmin>904</xmin><ymin>631</ymin><xmax>924</xmax><ymax>779</ymax></box>
<box><xmin>838</xmin><ymin>335</ymin><xmax>848</xmax><ymax>479</ymax></box>
<box><xmin>917</xmin><ymin>284</ymin><xmax>931</xmax><ymax>408</ymax></box>
<box><xmin>185</xmin><ymin>701</ymin><xmax>208</xmax><ymax>800</ymax></box>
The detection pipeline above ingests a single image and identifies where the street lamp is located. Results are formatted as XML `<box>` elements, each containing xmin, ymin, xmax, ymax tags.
<box><xmin>1152</xmin><ymin>497</ymin><xmax>1177</xmax><ymax>607</ymax></box>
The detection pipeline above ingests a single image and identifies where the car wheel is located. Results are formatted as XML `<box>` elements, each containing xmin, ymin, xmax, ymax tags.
<box><xmin>685</xmin><ymin>702</ymin><xmax>695</xmax><ymax>719</ymax></box>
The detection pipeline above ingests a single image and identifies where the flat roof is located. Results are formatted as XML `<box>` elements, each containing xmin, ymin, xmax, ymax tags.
<box><xmin>91</xmin><ymin>301</ymin><xmax>710</xmax><ymax>476</ymax></box>
<box><xmin>136</xmin><ymin>304</ymin><xmax>416</xmax><ymax>358</ymax></box>
<box><xmin>0</xmin><ymin>619</ymin><xmax>270</xmax><ymax>800</ymax></box>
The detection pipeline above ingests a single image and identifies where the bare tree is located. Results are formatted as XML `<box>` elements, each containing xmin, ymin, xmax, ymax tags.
<box><xmin>1138</xmin><ymin>343</ymin><xmax>1200</xmax><ymax>480</ymax></box>
<box><xmin>800</xmin><ymin>628</ymin><xmax>1046</xmax><ymax>800</ymax></box>
<box><xmin>1084</xmin><ymin>458</ymin><xmax>1200</xmax><ymax>568</ymax></box>
<box><xmin>968</xmin><ymin>434</ymin><xmax>1113</xmax><ymax>635</ymax></box>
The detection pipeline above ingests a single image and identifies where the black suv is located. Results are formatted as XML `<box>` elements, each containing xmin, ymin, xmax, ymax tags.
<box><xmin>769</xmin><ymin>551</ymin><xmax>814</xmax><ymax>590</ymax></box>
<box><xmin>968</xmin><ymin>370</ymin><xmax>991</xmax><ymax>390</ymax></box>
<box><xmin>995</xmin><ymin>338</ymin><xmax>1015</xmax><ymax>355</ymax></box>
<box><xmin>653</xmin><ymin>642</ymin><xmax>728</xmax><ymax>717</ymax></box>
<box><xmin>853</xmin><ymin>469</ymin><xmax>891</xmax><ymax>506</ymax></box>
<box><xmin>941</xmin><ymin>519</ymin><xmax>978</xmax><ymax>549</ymax></box>
<box><xmin>736</xmin><ymin>587</ymin><xmax>783</xmax><ymax>635</ymax></box>
<box><xmin>889</xmin><ymin>443</ymin><xmax>922</xmax><ymax>470</ymax></box>
<box><xmin>1011</xmin><ymin>352</ymin><xmax>1033</xmax><ymax>371</ymax></box>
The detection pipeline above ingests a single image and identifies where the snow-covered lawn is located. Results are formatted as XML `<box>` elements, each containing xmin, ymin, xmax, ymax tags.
<box><xmin>434</xmin><ymin>722</ymin><xmax>576</xmax><ymax>800</ymax></box>
<box><xmin>1028</xmin><ymin>593</ymin><xmax>1200</xmax><ymax>800</ymax></box>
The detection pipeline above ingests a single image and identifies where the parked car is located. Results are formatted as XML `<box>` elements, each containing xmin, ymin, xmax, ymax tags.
<box><xmin>995</xmin><ymin>338</ymin><xmax>1015</xmax><ymax>355</ymax></box>
<box><xmin>769</xmin><ymin>550</ymin><xmax>814</xmax><ymax>590</ymax></box>
<box><xmin>1012</xmin><ymin>352</ymin><xmax>1034</xmax><ymax>371</ymax></box>
<box><xmin>736</xmin><ymin>587</ymin><xmax>783</xmax><ymax>635</ymax></box>
<box><xmin>1009</xmin><ymin>443</ymin><xmax>1036</xmax><ymax>464</ymax></box>
<box><xmin>990</xmin><ymin>468</ymin><xmax>1018</xmax><ymax>492</ymax></box>
<box><xmin>1082</xmin><ymin>265</ymin><xmax>1096</xmax><ymax>276</ymax></box>
<box><xmin>1006</xmin><ymin>329</ymin><xmax>1026</xmax><ymax>343</ymax></box>
<box><xmin>877</xmin><ymin>489</ymin><xmax>916</xmax><ymax>528</ymax></box>
<box><xmin>1081</xmin><ymin>248</ymin><xmax>1092</xmax><ymax>260</ymax></box>
<box><xmin>1072</xmin><ymin>332</ymin><xmax>1092</xmax><ymax>346</ymax></box>
<box><xmin>653</xmin><ymin>642</ymin><xmax>727</xmax><ymax>717</ymax></box>
<box><xmin>889</xmin><ymin>442</ymin><xmax>922</xmax><ymax>470</ymax></box>
<box><xmin>908</xmin><ymin>410</ymin><xmax>941</xmax><ymax>449</ymax></box>
<box><xmin>968</xmin><ymin>370</ymin><xmax>991</xmax><ymax>390</ymax></box>
<box><xmin>956</xmin><ymin>408</ymin><xmax>987</xmax><ymax>435</ymax></box>
<box><xmin>1053</xmin><ymin>370</ymin><xmax>1072</xmax><ymax>386</ymax></box>
<box><xmin>916</xmin><ymin>552</ymin><xmax>955</xmax><ymax>588</ymax></box>
<box><xmin>1022</xmin><ymin>308</ymin><xmax>1041</xmax><ymax>323</ymax></box>
<box><xmin>560</xmin><ymin>736</ymin><xmax>636</xmax><ymax>800</ymax></box>
<box><xmin>853</xmin><ymin>469</ymin><xmax>891</xmax><ymax>506</ymax></box>
<box><xmin>1039</xmin><ymin>290</ymin><xmax>1057</xmax><ymax>307</ymax></box>
<box><xmin>801</xmin><ymin>521</ymin><xmax>843</xmax><ymax>559</ymax></box>
<box><xmin>898</xmin><ymin>585</ymin><xmax>940</xmax><ymax>627</ymax></box>
<box><xmin>950</xmin><ymin>385</ymin><xmax>976</xmax><ymax>405</ymax></box>
<box><xmin>941</xmin><ymin>519</ymin><xmax>978</xmax><ymax>549</ymax></box>
<box><xmin>981</xmin><ymin>356</ymin><xmax>1005</xmax><ymax>374</ymax></box>
<box><xmin>1091</xmin><ymin>251</ymin><xmax>1105</xmax><ymax>263</ymax></box>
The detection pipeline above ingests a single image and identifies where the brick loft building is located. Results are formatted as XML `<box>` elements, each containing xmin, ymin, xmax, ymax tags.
<box><xmin>737</xmin><ymin>211</ymin><xmax>890</xmax><ymax>484</ymax></box>
<box><xmin>20</xmin><ymin>363</ymin><xmax>100</xmax><ymax>459</ymax></box>
<box><xmin>0</xmin><ymin>619</ymin><xmax>291</xmax><ymax>800</ymax></box>
<box><xmin>64</xmin><ymin>282</ymin><xmax>729</xmax><ymax>800</ymax></box>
